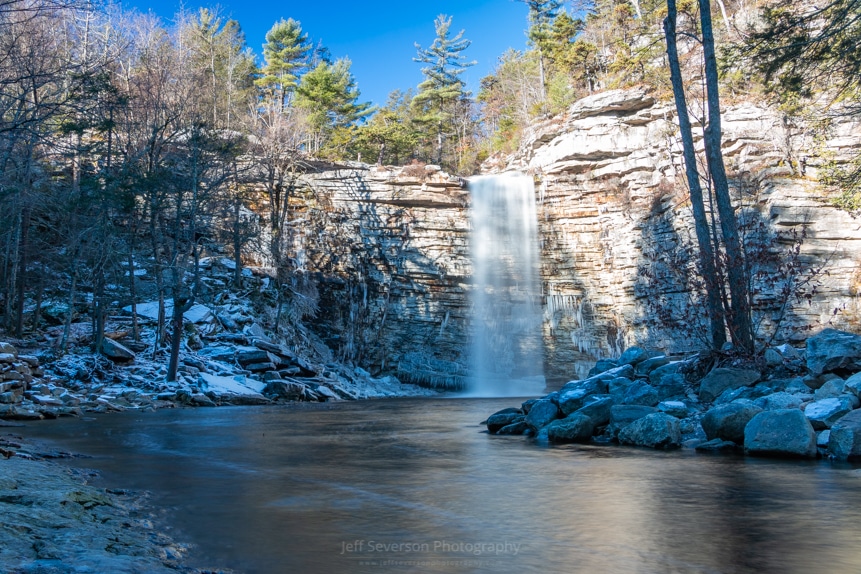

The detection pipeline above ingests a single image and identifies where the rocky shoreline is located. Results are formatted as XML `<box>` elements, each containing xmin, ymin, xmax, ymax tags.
<box><xmin>0</xmin><ymin>434</ymin><xmax>232</xmax><ymax>574</ymax></box>
<box><xmin>485</xmin><ymin>328</ymin><xmax>861</xmax><ymax>460</ymax></box>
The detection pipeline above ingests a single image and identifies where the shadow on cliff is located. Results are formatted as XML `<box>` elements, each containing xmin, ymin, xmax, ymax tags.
<box><xmin>301</xmin><ymin>167</ymin><xmax>469</xmax><ymax>383</ymax></box>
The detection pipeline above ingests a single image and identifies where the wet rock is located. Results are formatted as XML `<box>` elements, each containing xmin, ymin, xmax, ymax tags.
<box><xmin>189</xmin><ymin>393</ymin><xmax>216</xmax><ymax>407</ymax></box>
<box><xmin>702</xmin><ymin>403</ymin><xmax>763</xmax><ymax>444</ymax></box>
<box><xmin>574</xmin><ymin>395</ymin><xmax>614</xmax><ymax>427</ymax></box>
<box><xmin>696</xmin><ymin>439</ymin><xmax>740</xmax><ymax>453</ymax></box>
<box><xmin>244</xmin><ymin>361</ymin><xmax>277</xmax><ymax>373</ymax></box>
<box><xmin>714</xmin><ymin>384</ymin><xmax>773</xmax><ymax>405</ymax></box>
<box><xmin>699</xmin><ymin>368</ymin><xmax>760</xmax><ymax>403</ymax></box>
<box><xmin>744</xmin><ymin>409</ymin><xmax>817</xmax><ymax>458</ymax></box>
<box><xmin>828</xmin><ymin>409</ymin><xmax>861</xmax><ymax>460</ymax></box>
<box><xmin>496</xmin><ymin>421</ymin><xmax>529</xmax><ymax>435</ymax></box>
<box><xmin>805</xmin><ymin>397</ymin><xmax>857</xmax><ymax>430</ymax></box>
<box><xmin>486</xmin><ymin>410</ymin><xmax>525</xmax><ymax>433</ymax></box>
<box><xmin>263</xmin><ymin>380</ymin><xmax>307</xmax><ymax>401</ymax></box>
<box><xmin>524</xmin><ymin>399</ymin><xmax>561</xmax><ymax>431</ymax></box>
<box><xmin>618</xmin><ymin>413</ymin><xmax>681</xmax><ymax>449</ymax></box>
<box><xmin>845</xmin><ymin>372</ymin><xmax>861</xmax><ymax>397</ymax></box>
<box><xmin>817</xmin><ymin>430</ymin><xmax>831</xmax><ymax>448</ymax></box>
<box><xmin>547</xmin><ymin>413</ymin><xmax>594</xmax><ymax>443</ymax></box>
<box><xmin>636</xmin><ymin>355</ymin><xmax>670</xmax><ymax>376</ymax></box>
<box><xmin>236</xmin><ymin>348</ymin><xmax>275</xmax><ymax>367</ymax></box>
<box><xmin>806</xmin><ymin>328</ymin><xmax>861</xmax><ymax>376</ymax></box>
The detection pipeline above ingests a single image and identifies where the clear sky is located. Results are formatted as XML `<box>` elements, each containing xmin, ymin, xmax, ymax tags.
<box><xmin>121</xmin><ymin>0</ymin><xmax>532</xmax><ymax>108</ymax></box>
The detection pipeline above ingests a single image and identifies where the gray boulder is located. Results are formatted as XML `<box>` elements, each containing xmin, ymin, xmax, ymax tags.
<box><xmin>814</xmin><ymin>379</ymin><xmax>846</xmax><ymax>400</ymax></box>
<box><xmin>524</xmin><ymin>399</ymin><xmax>561</xmax><ymax>431</ymax></box>
<box><xmin>486</xmin><ymin>409</ymin><xmax>525</xmax><ymax>433</ymax></box>
<box><xmin>574</xmin><ymin>395</ymin><xmax>614</xmax><ymax>426</ymax></box>
<box><xmin>608</xmin><ymin>377</ymin><xmax>635</xmax><ymax>402</ymax></box>
<box><xmin>755</xmin><ymin>392</ymin><xmax>803</xmax><ymax>411</ymax></box>
<box><xmin>657</xmin><ymin>400</ymin><xmax>689</xmax><ymax>418</ymax></box>
<box><xmin>547</xmin><ymin>413</ymin><xmax>595</xmax><ymax>443</ymax></box>
<box><xmin>804</xmin><ymin>397</ymin><xmax>856</xmax><ymax>430</ymax></box>
<box><xmin>828</xmin><ymin>409</ymin><xmax>861</xmax><ymax>460</ymax></box>
<box><xmin>589</xmin><ymin>359</ymin><xmax>618</xmax><ymax>376</ymax></box>
<box><xmin>764</xmin><ymin>348</ymin><xmax>784</xmax><ymax>367</ymax></box>
<box><xmin>653</xmin><ymin>373</ymin><xmax>686</xmax><ymax>400</ymax></box>
<box><xmin>648</xmin><ymin>361</ymin><xmax>682</xmax><ymax>384</ymax></box>
<box><xmin>610</xmin><ymin>404</ymin><xmax>657</xmax><ymax>426</ymax></box>
<box><xmin>744</xmin><ymin>409</ymin><xmax>817</xmax><ymax>458</ymax></box>
<box><xmin>557</xmin><ymin>379</ymin><xmax>607</xmax><ymax>415</ymax></box>
<box><xmin>696</xmin><ymin>439</ymin><xmax>739</xmax><ymax>453</ymax></box>
<box><xmin>623</xmin><ymin>382</ymin><xmax>660</xmax><ymax>407</ymax></box>
<box><xmin>617</xmin><ymin>347</ymin><xmax>662</xmax><ymax>367</ymax></box>
<box><xmin>844</xmin><ymin>372</ymin><xmax>861</xmax><ymax>397</ymax></box>
<box><xmin>807</xmin><ymin>328</ymin><xmax>861</xmax><ymax>376</ymax></box>
<box><xmin>100</xmin><ymin>338</ymin><xmax>135</xmax><ymax>362</ymax></box>
<box><xmin>699</xmin><ymin>368</ymin><xmax>760</xmax><ymax>403</ymax></box>
<box><xmin>497</xmin><ymin>421</ymin><xmax>529</xmax><ymax>435</ymax></box>
<box><xmin>618</xmin><ymin>413</ymin><xmax>682</xmax><ymax>449</ymax></box>
<box><xmin>702</xmin><ymin>403</ymin><xmax>763</xmax><ymax>444</ymax></box>
<box><xmin>636</xmin><ymin>355</ymin><xmax>670</xmax><ymax>376</ymax></box>
<box><xmin>714</xmin><ymin>384</ymin><xmax>772</xmax><ymax>405</ymax></box>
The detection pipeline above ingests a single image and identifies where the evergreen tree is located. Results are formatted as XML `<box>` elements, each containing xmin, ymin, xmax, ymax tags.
<box><xmin>519</xmin><ymin>0</ymin><xmax>563</xmax><ymax>100</ymax></box>
<box><xmin>295</xmin><ymin>57</ymin><xmax>373</xmax><ymax>156</ymax></box>
<box><xmin>257</xmin><ymin>18</ymin><xmax>311</xmax><ymax>110</ymax></box>
<box><xmin>353</xmin><ymin>89</ymin><xmax>420</xmax><ymax>165</ymax></box>
<box><xmin>412</xmin><ymin>14</ymin><xmax>475</xmax><ymax>167</ymax></box>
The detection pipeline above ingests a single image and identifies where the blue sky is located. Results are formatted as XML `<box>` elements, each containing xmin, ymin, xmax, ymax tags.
<box><xmin>122</xmin><ymin>0</ymin><xmax>532</xmax><ymax>107</ymax></box>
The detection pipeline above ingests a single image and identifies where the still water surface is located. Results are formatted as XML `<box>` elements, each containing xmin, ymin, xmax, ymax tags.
<box><xmin>18</xmin><ymin>398</ymin><xmax>861</xmax><ymax>574</ymax></box>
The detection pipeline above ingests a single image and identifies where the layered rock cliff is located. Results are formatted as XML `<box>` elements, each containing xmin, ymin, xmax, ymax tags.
<box><xmin>297</xmin><ymin>89</ymin><xmax>861</xmax><ymax>386</ymax></box>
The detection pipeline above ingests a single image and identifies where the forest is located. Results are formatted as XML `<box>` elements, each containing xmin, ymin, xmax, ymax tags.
<box><xmin>0</xmin><ymin>0</ymin><xmax>859</xmax><ymax>375</ymax></box>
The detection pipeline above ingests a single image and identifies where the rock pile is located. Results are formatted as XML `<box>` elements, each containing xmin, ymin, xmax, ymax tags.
<box><xmin>485</xmin><ymin>328</ymin><xmax>861</xmax><ymax>461</ymax></box>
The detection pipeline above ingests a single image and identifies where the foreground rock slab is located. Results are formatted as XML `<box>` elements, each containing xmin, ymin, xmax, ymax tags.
<box><xmin>744</xmin><ymin>409</ymin><xmax>818</xmax><ymax>458</ymax></box>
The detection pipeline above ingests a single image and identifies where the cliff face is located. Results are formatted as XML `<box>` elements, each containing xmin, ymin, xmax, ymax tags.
<box><xmin>293</xmin><ymin>164</ymin><xmax>471</xmax><ymax>381</ymax></box>
<box><xmin>299</xmin><ymin>89</ymin><xmax>861</xmax><ymax>385</ymax></box>
<box><xmin>494</xmin><ymin>88</ymin><xmax>861</xmax><ymax>382</ymax></box>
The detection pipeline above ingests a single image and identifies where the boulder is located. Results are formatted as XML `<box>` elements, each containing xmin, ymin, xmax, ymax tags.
<box><xmin>618</xmin><ymin>413</ymin><xmax>682</xmax><ymax>449</ymax></box>
<box><xmin>804</xmin><ymin>397</ymin><xmax>856</xmax><ymax>430</ymax></box>
<box><xmin>610</xmin><ymin>404</ymin><xmax>657</xmax><ymax>426</ymax></box>
<box><xmin>524</xmin><ymin>399</ymin><xmax>561</xmax><ymax>431</ymax></box>
<box><xmin>190</xmin><ymin>393</ymin><xmax>216</xmax><ymax>407</ymax></box>
<box><xmin>817</xmin><ymin>430</ymin><xmax>831</xmax><ymax>448</ymax></box>
<box><xmin>236</xmin><ymin>348</ymin><xmax>276</xmax><ymax>367</ymax></box>
<box><xmin>608</xmin><ymin>377</ymin><xmax>635</xmax><ymax>402</ymax></box>
<box><xmin>699</xmin><ymin>368</ymin><xmax>760</xmax><ymax>403</ymax></box>
<box><xmin>486</xmin><ymin>409</ymin><xmax>526</xmax><ymax>433</ymax></box>
<box><xmin>497</xmin><ymin>421</ymin><xmax>529</xmax><ymax>435</ymax></box>
<box><xmin>653</xmin><ymin>373</ymin><xmax>686</xmax><ymax>400</ymax></box>
<box><xmin>806</xmin><ymin>328</ymin><xmax>861</xmax><ymax>376</ymax></box>
<box><xmin>828</xmin><ymin>409</ymin><xmax>861</xmax><ymax>460</ymax></box>
<box><xmin>557</xmin><ymin>379</ymin><xmax>608</xmax><ymax>415</ymax></box>
<box><xmin>617</xmin><ymin>347</ymin><xmax>662</xmax><ymax>367</ymax></box>
<box><xmin>702</xmin><ymin>403</ymin><xmax>763</xmax><ymax>444</ymax></box>
<box><xmin>547</xmin><ymin>413</ymin><xmax>595</xmax><ymax>443</ymax></box>
<box><xmin>648</xmin><ymin>361</ymin><xmax>682</xmax><ymax>384</ymax></box>
<box><xmin>814</xmin><ymin>379</ymin><xmax>846</xmax><ymax>400</ymax></box>
<box><xmin>695</xmin><ymin>439</ymin><xmax>739</xmax><ymax>453</ymax></box>
<box><xmin>743</xmin><ymin>409</ymin><xmax>817</xmax><ymax>458</ymax></box>
<box><xmin>755</xmin><ymin>392</ymin><xmax>803</xmax><ymax>411</ymax></box>
<box><xmin>764</xmin><ymin>348</ymin><xmax>783</xmax><ymax>367</ymax></box>
<box><xmin>636</xmin><ymin>355</ymin><xmax>670</xmax><ymax>376</ymax></box>
<box><xmin>263</xmin><ymin>380</ymin><xmax>308</xmax><ymax>401</ymax></box>
<box><xmin>0</xmin><ymin>342</ymin><xmax>17</xmax><ymax>357</ymax></box>
<box><xmin>844</xmin><ymin>372</ymin><xmax>861</xmax><ymax>397</ymax></box>
<box><xmin>588</xmin><ymin>359</ymin><xmax>618</xmax><ymax>376</ymax></box>
<box><xmin>657</xmin><ymin>400</ymin><xmax>688</xmax><ymax>418</ymax></box>
<box><xmin>574</xmin><ymin>395</ymin><xmax>614</xmax><ymax>427</ymax></box>
<box><xmin>622</xmin><ymin>382</ymin><xmax>660</xmax><ymax>407</ymax></box>
<box><xmin>714</xmin><ymin>384</ymin><xmax>772</xmax><ymax>405</ymax></box>
<box><xmin>100</xmin><ymin>338</ymin><xmax>135</xmax><ymax>362</ymax></box>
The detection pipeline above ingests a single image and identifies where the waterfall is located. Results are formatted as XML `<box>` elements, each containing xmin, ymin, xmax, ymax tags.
<box><xmin>467</xmin><ymin>173</ymin><xmax>546</xmax><ymax>397</ymax></box>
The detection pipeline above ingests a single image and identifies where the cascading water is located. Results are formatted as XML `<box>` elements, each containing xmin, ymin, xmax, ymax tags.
<box><xmin>467</xmin><ymin>173</ymin><xmax>546</xmax><ymax>397</ymax></box>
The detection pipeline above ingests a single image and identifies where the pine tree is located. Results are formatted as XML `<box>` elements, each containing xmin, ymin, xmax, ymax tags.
<box><xmin>257</xmin><ymin>18</ymin><xmax>311</xmax><ymax>110</ymax></box>
<box><xmin>519</xmin><ymin>0</ymin><xmax>563</xmax><ymax>100</ymax></box>
<box><xmin>412</xmin><ymin>15</ymin><xmax>475</xmax><ymax>167</ymax></box>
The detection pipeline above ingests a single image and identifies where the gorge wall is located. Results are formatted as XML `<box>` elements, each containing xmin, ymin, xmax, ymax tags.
<box><xmin>298</xmin><ymin>88</ymin><xmax>861</xmax><ymax>385</ymax></box>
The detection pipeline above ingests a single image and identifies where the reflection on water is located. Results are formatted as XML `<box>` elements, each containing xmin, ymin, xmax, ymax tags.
<box><xmin>18</xmin><ymin>399</ymin><xmax>861</xmax><ymax>574</ymax></box>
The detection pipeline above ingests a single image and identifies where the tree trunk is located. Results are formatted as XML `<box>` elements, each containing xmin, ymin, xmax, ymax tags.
<box><xmin>700</xmin><ymin>0</ymin><xmax>754</xmax><ymax>352</ymax></box>
<box><xmin>233</xmin><ymin>196</ymin><xmax>243</xmax><ymax>288</ymax></box>
<box><xmin>14</xmin><ymin>206</ymin><xmax>30</xmax><ymax>338</ymax></box>
<box><xmin>664</xmin><ymin>0</ymin><xmax>727</xmax><ymax>350</ymax></box>
<box><xmin>166</xmin><ymin>296</ymin><xmax>191</xmax><ymax>383</ymax></box>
